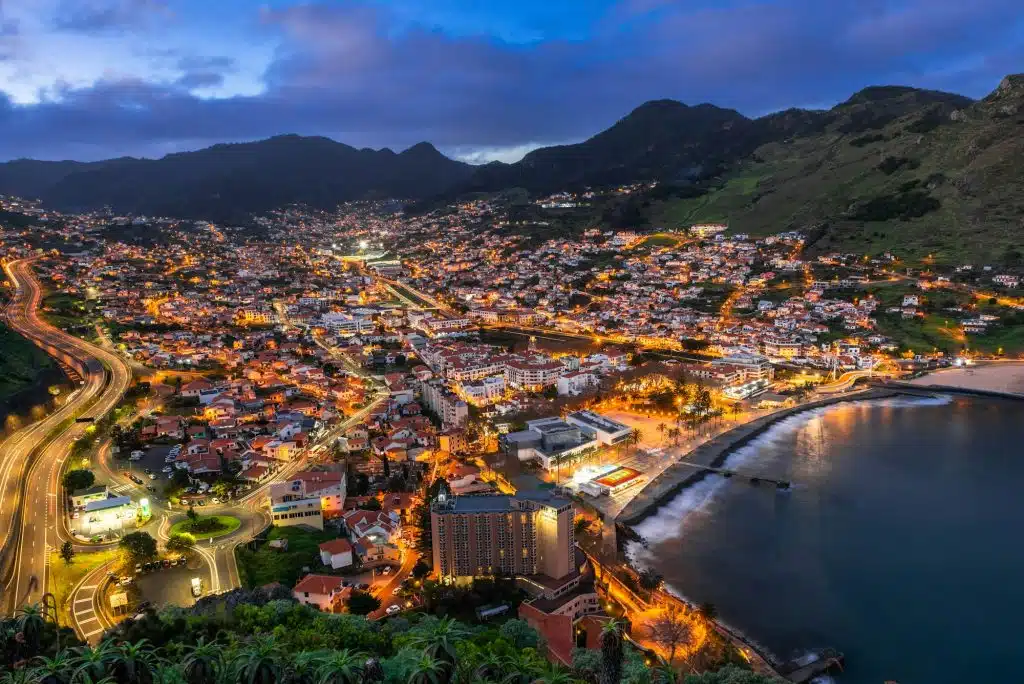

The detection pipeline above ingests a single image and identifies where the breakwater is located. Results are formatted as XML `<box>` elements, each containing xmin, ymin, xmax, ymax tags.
<box><xmin>616</xmin><ymin>388</ymin><xmax>900</xmax><ymax>525</ymax></box>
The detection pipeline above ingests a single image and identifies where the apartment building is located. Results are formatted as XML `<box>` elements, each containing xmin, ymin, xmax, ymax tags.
<box><xmin>504</xmin><ymin>360</ymin><xmax>563</xmax><ymax>391</ymax></box>
<box><xmin>422</xmin><ymin>379</ymin><xmax>469</xmax><ymax>427</ymax></box>
<box><xmin>431</xmin><ymin>488</ymin><xmax>575</xmax><ymax>591</ymax></box>
<box><xmin>268</xmin><ymin>470</ymin><xmax>346</xmax><ymax>530</ymax></box>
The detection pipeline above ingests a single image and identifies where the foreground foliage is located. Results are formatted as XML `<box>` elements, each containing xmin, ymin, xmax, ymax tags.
<box><xmin>0</xmin><ymin>591</ymin><xmax>776</xmax><ymax>684</ymax></box>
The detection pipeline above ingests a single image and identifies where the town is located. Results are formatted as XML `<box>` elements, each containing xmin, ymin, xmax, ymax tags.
<box><xmin>1</xmin><ymin>189</ymin><xmax>1022</xmax><ymax>681</ymax></box>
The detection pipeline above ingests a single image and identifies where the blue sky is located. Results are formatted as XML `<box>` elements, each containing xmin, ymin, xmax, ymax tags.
<box><xmin>0</xmin><ymin>0</ymin><xmax>1022</xmax><ymax>161</ymax></box>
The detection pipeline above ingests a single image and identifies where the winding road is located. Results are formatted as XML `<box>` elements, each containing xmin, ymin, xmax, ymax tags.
<box><xmin>0</xmin><ymin>258</ymin><xmax>132</xmax><ymax>616</ymax></box>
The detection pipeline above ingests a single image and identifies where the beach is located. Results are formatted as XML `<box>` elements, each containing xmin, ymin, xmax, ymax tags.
<box><xmin>909</xmin><ymin>361</ymin><xmax>1024</xmax><ymax>396</ymax></box>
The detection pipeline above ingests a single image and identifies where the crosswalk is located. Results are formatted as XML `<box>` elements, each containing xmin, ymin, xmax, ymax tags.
<box><xmin>109</xmin><ymin>483</ymin><xmax>134</xmax><ymax>494</ymax></box>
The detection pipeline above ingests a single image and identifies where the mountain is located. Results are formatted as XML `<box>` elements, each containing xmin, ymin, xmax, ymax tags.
<box><xmin>640</xmin><ymin>77</ymin><xmax>1024</xmax><ymax>263</ymax></box>
<box><xmin>463</xmin><ymin>100</ymin><xmax>769</xmax><ymax>192</ymax></box>
<box><xmin>0</xmin><ymin>136</ymin><xmax>473</xmax><ymax>222</ymax></box>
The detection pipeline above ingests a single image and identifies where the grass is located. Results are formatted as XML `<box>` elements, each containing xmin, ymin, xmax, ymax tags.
<box><xmin>0</xmin><ymin>323</ymin><xmax>55</xmax><ymax>403</ymax></box>
<box><xmin>48</xmin><ymin>548</ymin><xmax>120</xmax><ymax>623</ymax></box>
<box><xmin>170</xmin><ymin>515</ymin><xmax>241</xmax><ymax>540</ymax></box>
<box><xmin>235</xmin><ymin>526</ymin><xmax>337</xmax><ymax>589</ymax></box>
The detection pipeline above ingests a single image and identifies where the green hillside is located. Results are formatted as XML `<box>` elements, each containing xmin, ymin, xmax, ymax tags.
<box><xmin>0</xmin><ymin>322</ymin><xmax>54</xmax><ymax>404</ymax></box>
<box><xmin>649</xmin><ymin>76</ymin><xmax>1024</xmax><ymax>266</ymax></box>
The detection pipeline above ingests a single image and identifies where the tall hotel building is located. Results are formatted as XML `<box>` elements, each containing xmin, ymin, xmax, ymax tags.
<box><xmin>431</xmin><ymin>489</ymin><xmax>575</xmax><ymax>588</ymax></box>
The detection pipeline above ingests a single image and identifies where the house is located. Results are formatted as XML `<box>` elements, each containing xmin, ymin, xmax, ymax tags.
<box><xmin>292</xmin><ymin>574</ymin><xmax>348</xmax><ymax>612</ymax></box>
<box><xmin>319</xmin><ymin>538</ymin><xmax>355</xmax><ymax>569</ymax></box>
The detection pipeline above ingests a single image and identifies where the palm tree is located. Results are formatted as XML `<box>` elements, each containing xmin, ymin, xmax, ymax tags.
<box><xmin>656</xmin><ymin>423</ymin><xmax>667</xmax><ymax>445</ymax></box>
<box><xmin>73</xmin><ymin>641</ymin><xmax>121</xmax><ymax>683</ymax></box>
<box><xmin>30</xmin><ymin>650</ymin><xmax>76</xmax><ymax>684</ymax></box>
<box><xmin>626</xmin><ymin>429</ymin><xmax>641</xmax><ymax>454</ymax></box>
<box><xmin>407</xmin><ymin>653</ymin><xmax>447</xmax><ymax>684</ymax></box>
<box><xmin>637</xmin><ymin>568</ymin><xmax>663</xmax><ymax>592</ymax></box>
<box><xmin>109</xmin><ymin>639</ymin><xmax>159</xmax><ymax>684</ymax></box>
<box><xmin>235</xmin><ymin>636</ymin><xmax>285</xmax><ymax>684</ymax></box>
<box><xmin>665</xmin><ymin>427</ymin><xmax>680</xmax><ymax>446</ymax></box>
<box><xmin>406</xmin><ymin>617</ymin><xmax>469</xmax><ymax>667</ymax></box>
<box><xmin>309</xmin><ymin>649</ymin><xmax>366</xmax><ymax>684</ymax></box>
<box><xmin>183</xmin><ymin>638</ymin><xmax>223</xmax><ymax>684</ymax></box>
<box><xmin>598</xmin><ymin>621</ymin><xmax>623</xmax><ymax>684</ymax></box>
<box><xmin>16</xmin><ymin>604</ymin><xmax>45</xmax><ymax>653</ymax></box>
<box><xmin>649</xmin><ymin>658</ymin><xmax>676</xmax><ymax>684</ymax></box>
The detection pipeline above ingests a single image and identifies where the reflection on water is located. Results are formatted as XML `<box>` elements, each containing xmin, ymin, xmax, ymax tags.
<box><xmin>631</xmin><ymin>396</ymin><xmax>1022</xmax><ymax>684</ymax></box>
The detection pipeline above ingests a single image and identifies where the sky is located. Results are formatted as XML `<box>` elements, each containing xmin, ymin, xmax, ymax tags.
<box><xmin>0</xmin><ymin>0</ymin><xmax>1022</xmax><ymax>163</ymax></box>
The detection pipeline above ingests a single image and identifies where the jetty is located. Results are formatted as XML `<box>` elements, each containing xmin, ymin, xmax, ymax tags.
<box><xmin>777</xmin><ymin>648</ymin><xmax>845</xmax><ymax>683</ymax></box>
<box><xmin>674</xmin><ymin>461</ymin><xmax>791</xmax><ymax>489</ymax></box>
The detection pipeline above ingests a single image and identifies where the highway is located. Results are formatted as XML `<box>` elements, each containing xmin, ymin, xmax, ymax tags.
<box><xmin>0</xmin><ymin>258</ymin><xmax>132</xmax><ymax>616</ymax></box>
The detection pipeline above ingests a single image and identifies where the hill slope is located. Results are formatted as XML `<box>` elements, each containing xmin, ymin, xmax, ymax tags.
<box><xmin>647</xmin><ymin>80</ymin><xmax>1024</xmax><ymax>264</ymax></box>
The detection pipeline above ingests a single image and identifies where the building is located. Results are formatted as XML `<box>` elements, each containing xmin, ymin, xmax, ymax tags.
<box><xmin>74</xmin><ymin>496</ymin><xmax>139</xmax><ymax>536</ymax></box>
<box><xmin>575</xmin><ymin>465</ymin><xmax>644</xmax><ymax>497</ymax></box>
<box><xmin>268</xmin><ymin>470</ymin><xmax>346</xmax><ymax>531</ymax></box>
<box><xmin>500</xmin><ymin>417</ymin><xmax>598</xmax><ymax>472</ymax></box>
<box><xmin>564</xmin><ymin>411</ymin><xmax>633</xmax><ymax>446</ymax></box>
<box><xmin>504</xmin><ymin>360</ymin><xmax>563</xmax><ymax>391</ymax></box>
<box><xmin>319</xmin><ymin>538</ymin><xmax>355</xmax><ymax>569</ymax></box>
<box><xmin>431</xmin><ymin>488</ymin><xmax>576</xmax><ymax>594</ymax></box>
<box><xmin>519</xmin><ymin>582</ymin><xmax>604</xmax><ymax>665</ymax></box>
<box><xmin>422</xmin><ymin>379</ymin><xmax>469</xmax><ymax>427</ymax></box>
<box><xmin>712</xmin><ymin>354</ymin><xmax>774</xmax><ymax>381</ymax></box>
<box><xmin>292</xmin><ymin>574</ymin><xmax>349</xmax><ymax>612</ymax></box>
<box><xmin>71</xmin><ymin>485</ymin><xmax>109</xmax><ymax>510</ymax></box>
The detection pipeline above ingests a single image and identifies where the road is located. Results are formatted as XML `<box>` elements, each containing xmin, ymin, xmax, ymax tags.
<box><xmin>0</xmin><ymin>258</ymin><xmax>132</xmax><ymax>615</ymax></box>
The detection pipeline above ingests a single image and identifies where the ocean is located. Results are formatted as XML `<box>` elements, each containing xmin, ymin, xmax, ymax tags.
<box><xmin>629</xmin><ymin>395</ymin><xmax>1023</xmax><ymax>684</ymax></box>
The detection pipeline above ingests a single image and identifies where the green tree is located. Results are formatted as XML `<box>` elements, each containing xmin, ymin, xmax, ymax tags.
<box><xmin>182</xmin><ymin>637</ymin><xmax>224</xmax><ymax>684</ymax></box>
<box><xmin>345</xmin><ymin>590</ymin><xmax>381</xmax><ymax>616</ymax></box>
<box><xmin>186</xmin><ymin>505</ymin><xmax>199</xmax><ymax>523</ymax></box>
<box><xmin>682</xmin><ymin>666</ymin><xmax>776</xmax><ymax>684</ymax></box>
<box><xmin>499</xmin><ymin>619</ymin><xmax>542</xmax><ymax>649</ymax></box>
<box><xmin>119</xmin><ymin>531</ymin><xmax>157</xmax><ymax>562</ymax></box>
<box><xmin>60</xmin><ymin>541</ymin><xmax>75</xmax><ymax>565</ymax></box>
<box><xmin>235</xmin><ymin>635</ymin><xmax>284</xmax><ymax>684</ymax></box>
<box><xmin>166</xmin><ymin>532</ymin><xmax>196</xmax><ymax>555</ymax></box>
<box><xmin>61</xmin><ymin>469</ymin><xmax>95</xmax><ymax>491</ymax></box>
<box><xmin>600</xmin><ymin>620</ymin><xmax>625</xmax><ymax>684</ymax></box>
<box><xmin>411</xmin><ymin>560</ymin><xmax>430</xmax><ymax>580</ymax></box>
<box><xmin>638</xmin><ymin>568</ymin><xmax>663</xmax><ymax>592</ymax></box>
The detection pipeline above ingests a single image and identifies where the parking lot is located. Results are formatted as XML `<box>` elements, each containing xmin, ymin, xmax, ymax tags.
<box><xmin>135</xmin><ymin>559</ymin><xmax>212</xmax><ymax>610</ymax></box>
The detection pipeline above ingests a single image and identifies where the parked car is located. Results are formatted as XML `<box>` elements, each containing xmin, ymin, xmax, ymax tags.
<box><xmin>385</xmin><ymin>605</ymin><xmax>401</xmax><ymax>616</ymax></box>
<box><xmin>146</xmin><ymin>485</ymin><xmax>156</xmax><ymax>492</ymax></box>
<box><xmin>161</xmin><ymin>466</ymin><xmax>172</xmax><ymax>473</ymax></box>
<box><xmin>357</xmin><ymin>583</ymin><xmax>370</xmax><ymax>590</ymax></box>
<box><xmin>392</xmin><ymin>586</ymin><xmax>402</xmax><ymax>595</ymax></box>
<box><xmin>382</xmin><ymin>567</ymin><xmax>392</xmax><ymax>576</ymax></box>
<box><xmin>148</xmin><ymin>473</ymin><xmax>157</xmax><ymax>480</ymax></box>
<box><xmin>211</xmin><ymin>497</ymin><xmax>221</xmax><ymax>504</ymax></box>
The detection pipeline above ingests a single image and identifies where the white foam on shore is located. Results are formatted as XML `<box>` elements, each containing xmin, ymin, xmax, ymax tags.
<box><xmin>630</xmin><ymin>394</ymin><xmax>952</xmax><ymax>545</ymax></box>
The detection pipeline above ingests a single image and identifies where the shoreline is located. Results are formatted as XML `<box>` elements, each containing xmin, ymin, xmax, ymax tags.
<box><xmin>616</xmin><ymin>387</ymin><xmax>900</xmax><ymax>525</ymax></box>
<box><xmin>905</xmin><ymin>361</ymin><xmax>1024</xmax><ymax>398</ymax></box>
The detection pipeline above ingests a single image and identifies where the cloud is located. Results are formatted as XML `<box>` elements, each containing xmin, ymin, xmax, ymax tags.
<box><xmin>0</xmin><ymin>0</ymin><xmax>20</xmax><ymax>61</ymax></box>
<box><xmin>2</xmin><ymin>0</ymin><xmax>1023</xmax><ymax>160</ymax></box>
<box><xmin>52</xmin><ymin>0</ymin><xmax>169</xmax><ymax>34</ymax></box>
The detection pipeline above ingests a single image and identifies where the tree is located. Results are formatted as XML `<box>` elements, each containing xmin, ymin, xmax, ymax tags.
<box><xmin>183</xmin><ymin>638</ymin><xmax>224</xmax><ymax>684</ymax></box>
<box><xmin>345</xmin><ymin>590</ymin><xmax>381</xmax><ymax>616</ymax></box>
<box><xmin>60</xmin><ymin>541</ymin><xmax>75</xmax><ymax>565</ymax></box>
<box><xmin>119</xmin><ymin>531</ymin><xmax>157</xmax><ymax>562</ymax></box>
<box><xmin>187</xmin><ymin>505</ymin><xmax>199</xmax><ymax>523</ymax></box>
<box><xmin>697</xmin><ymin>602</ymin><xmax>717</xmax><ymax>623</ymax></box>
<box><xmin>166</xmin><ymin>533</ymin><xmax>196</xmax><ymax>555</ymax></box>
<box><xmin>599</xmin><ymin>620</ymin><xmax>624</xmax><ymax>684</ymax></box>
<box><xmin>499</xmin><ymin>619</ymin><xmax>541</xmax><ymax>649</ymax></box>
<box><xmin>359</xmin><ymin>497</ymin><xmax>382</xmax><ymax>511</ymax></box>
<box><xmin>411</xmin><ymin>560</ymin><xmax>430</xmax><ymax>580</ymax></box>
<box><xmin>61</xmin><ymin>469</ymin><xmax>95</xmax><ymax>491</ymax></box>
<box><xmin>646</xmin><ymin>606</ymin><xmax>692</xmax><ymax>666</ymax></box>
<box><xmin>638</xmin><ymin>567</ymin><xmax>663</xmax><ymax>592</ymax></box>
<box><xmin>657</xmin><ymin>423</ymin><xmax>667</xmax><ymax>444</ymax></box>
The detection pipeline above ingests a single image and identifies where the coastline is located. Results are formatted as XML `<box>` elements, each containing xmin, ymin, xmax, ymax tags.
<box><xmin>907</xmin><ymin>361</ymin><xmax>1024</xmax><ymax>397</ymax></box>
<box><xmin>616</xmin><ymin>387</ymin><xmax>900</xmax><ymax>525</ymax></box>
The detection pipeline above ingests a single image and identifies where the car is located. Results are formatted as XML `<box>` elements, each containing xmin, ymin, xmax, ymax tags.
<box><xmin>382</xmin><ymin>567</ymin><xmax>392</xmax><ymax>576</ymax></box>
<box><xmin>211</xmin><ymin>497</ymin><xmax>221</xmax><ymax>504</ymax></box>
<box><xmin>71</xmin><ymin>511</ymin><xmax>80</xmax><ymax>519</ymax></box>
<box><xmin>161</xmin><ymin>466</ymin><xmax>172</xmax><ymax>473</ymax></box>
<box><xmin>191</xmin><ymin>577</ymin><xmax>203</xmax><ymax>598</ymax></box>
<box><xmin>385</xmin><ymin>605</ymin><xmax>401</xmax><ymax>616</ymax></box>
<box><xmin>161</xmin><ymin>559</ymin><xmax>172</xmax><ymax>569</ymax></box>
<box><xmin>146</xmin><ymin>485</ymin><xmax>156</xmax><ymax>492</ymax></box>
<box><xmin>197</xmin><ymin>500</ymin><xmax>206</xmax><ymax>506</ymax></box>
<box><xmin>118</xmin><ymin>577</ymin><xmax>134</xmax><ymax>587</ymax></box>
<box><xmin>342</xmin><ymin>580</ymin><xmax>352</xmax><ymax>587</ymax></box>
<box><xmin>148</xmin><ymin>473</ymin><xmax>157</xmax><ymax>480</ymax></box>
<box><xmin>143</xmin><ymin>468</ymin><xmax>152</xmax><ymax>474</ymax></box>
<box><xmin>357</xmin><ymin>583</ymin><xmax>370</xmax><ymax>590</ymax></box>
<box><xmin>392</xmin><ymin>586</ymin><xmax>402</xmax><ymax>595</ymax></box>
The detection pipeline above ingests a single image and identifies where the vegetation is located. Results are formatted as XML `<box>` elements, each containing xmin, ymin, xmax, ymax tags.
<box><xmin>345</xmin><ymin>589</ymin><xmax>381</xmax><ymax>616</ymax></box>
<box><xmin>61</xmin><ymin>468</ymin><xmax>95</xmax><ymax>491</ymax></box>
<box><xmin>119</xmin><ymin>531</ymin><xmax>158</xmax><ymax>562</ymax></box>
<box><xmin>0</xmin><ymin>322</ymin><xmax>55</xmax><ymax>405</ymax></box>
<box><xmin>235</xmin><ymin>525</ymin><xmax>337</xmax><ymax>588</ymax></box>
<box><xmin>166</xmin><ymin>532</ymin><xmax>197</xmax><ymax>555</ymax></box>
<box><xmin>170</xmin><ymin>515</ymin><xmax>241</xmax><ymax>540</ymax></box>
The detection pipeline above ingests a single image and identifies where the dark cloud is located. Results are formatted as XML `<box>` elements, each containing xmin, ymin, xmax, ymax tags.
<box><xmin>52</xmin><ymin>0</ymin><xmax>168</xmax><ymax>34</ymax></box>
<box><xmin>4</xmin><ymin>0</ymin><xmax>1024</xmax><ymax>160</ymax></box>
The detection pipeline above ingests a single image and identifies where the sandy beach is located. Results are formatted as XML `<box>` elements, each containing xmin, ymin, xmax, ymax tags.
<box><xmin>909</xmin><ymin>362</ymin><xmax>1024</xmax><ymax>396</ymax></box>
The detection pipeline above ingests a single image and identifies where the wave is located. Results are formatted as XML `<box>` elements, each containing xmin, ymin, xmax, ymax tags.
<box><xmin>630</xmin><ymin>394</ymin><xmax>951</xmax><ymax>545</ymax></box>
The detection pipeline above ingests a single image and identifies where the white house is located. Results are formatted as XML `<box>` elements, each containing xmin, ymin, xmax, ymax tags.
<box><xmin>292</xmin><ymin>574</ymin><xmax>347</xmax><ymax>611</ymax></box>
<box><xmin>318</xmin><ymin>538</ymin><xmax>354</xmax><ymax>569</ymax></box>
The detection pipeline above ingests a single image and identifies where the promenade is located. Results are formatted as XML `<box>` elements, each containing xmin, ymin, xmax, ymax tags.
<box><xmin>617</xmin><ymin>388</ymin><xmax>898</xmax><ymax>525</ymax></box>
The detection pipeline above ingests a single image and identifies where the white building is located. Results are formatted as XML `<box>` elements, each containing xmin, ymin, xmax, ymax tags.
<box><xmin>75</xmin><ymin>496</ymin><xmax>139</xmax><ymax>537</ymax></box>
